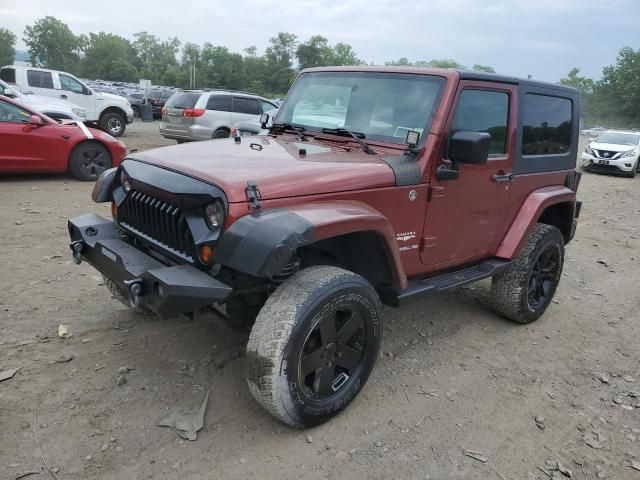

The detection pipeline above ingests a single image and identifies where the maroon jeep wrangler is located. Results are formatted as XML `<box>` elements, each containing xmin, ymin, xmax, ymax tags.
<box><xmin>68</xmin><ymin>67</ymin><xmax>582</xmax><ymax>427</ymax></box>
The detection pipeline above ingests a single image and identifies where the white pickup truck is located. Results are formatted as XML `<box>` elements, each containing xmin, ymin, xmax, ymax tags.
<box><xmin>0</xmin><ymin>65</ymin><xmax>134</xmax><ymax>137</ymax></box>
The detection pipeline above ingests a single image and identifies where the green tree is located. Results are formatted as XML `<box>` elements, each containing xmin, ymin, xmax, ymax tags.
<box><xmin>329</xmin><ymin>43</ymin><xmax>362</xmax><ymax>66</ymax></box>
<box><xmin>132</xmin><ymin>32</ymin><xmax>180</xmax><ymax>84</ymax></box>
<box><xmin>296</xmin><ymin>35</ymin><xmax>331</xmax><ymax>69</ymax></box>
<box><xmin>472</xmin><ymin>64</ymin><xmax>495</xmax><ymax>73</ymax></box>
<box><xmin>81</xmin><ymin>32</ymin><xmax>138</xmax><ymax>81</ymax></box>
<box><xmin>23</xmin><ymin>16</ymin><xmax>81</xmax><ymax>71</ymax></box>
<box><xmin>0</xmin><ymin>28</ymin><xmax>16</xmax><ymax>66</ymax></box>
<box><xmin>264</xmin><ymin>32</ymin><xmax>297</xmax><ymax>94</ymax></box>
<box><xmin>598</xmin><ymin>47</ymin><xmax>640</xmax><ymax>125</ymax></box>
<box><xmin>427</xmin><ymin>59</ymin><xmax>466</xmax><ymax>69</ymax></box>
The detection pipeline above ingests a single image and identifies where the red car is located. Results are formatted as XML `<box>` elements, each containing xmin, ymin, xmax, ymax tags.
<box><xmin>0</xmin><ymin>95</ymin><xmax>126</xmax><ymax>181</ymax></box>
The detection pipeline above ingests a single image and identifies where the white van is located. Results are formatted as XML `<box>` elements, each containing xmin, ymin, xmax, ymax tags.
<box><xmin>0</xmin><ymin>65</ymin><xmax>134</xmax><ymax>136</ymax></box>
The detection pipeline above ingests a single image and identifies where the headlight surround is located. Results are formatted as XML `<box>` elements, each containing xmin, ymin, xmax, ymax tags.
<box><xmin>72</xmin><ymin>107</ymin><xmax>86</xmax><ymax>118</ymax></box>
<box><xmin>621</xmin><ymin>149</ymin><xmax>637</xmax><ymax>158</ymax></box>
<box><xmin>585</xmin><ymin>146</ymin><xmax>594</xmax><ymax>155</ymax></box>
<box><xmin>204</xmin><ymin>201</ymin><xmax>225</xmax><ymax>229</ymax></box>
<box><xmin>120</xmin><ymin>169</ymin><xmax>131</xmax><ymax>193</ymax></box>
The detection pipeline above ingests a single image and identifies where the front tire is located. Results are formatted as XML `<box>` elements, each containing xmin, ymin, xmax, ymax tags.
<box><xmin>245</xmin><ymin>266</ymin><xmax>382</xmax><ymax>428</ymax></box>
<box><xmin>490</xmin><ymin>224</ymin><xmax>564</xmax><ymax>324</ymax></box>
<box><xmin>68</xmin><ymin>142</ymin><xmax>112</xmax><ymax>181</ymax></box>
<box><xmin>99</xmin><ymin>111</ymin><xmax>126</xmax><ymax>137</ymax></box>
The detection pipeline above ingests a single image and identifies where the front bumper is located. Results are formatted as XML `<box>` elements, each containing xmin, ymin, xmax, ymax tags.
<box><xmin>580</xmin><ymin>153</ymin><xmax>635</xmax><ymax>173</ymax></box>
<box><xmin>68</xmin><ymin>213</ymin><xmax>232</xmax><ymax>318</ymax></box>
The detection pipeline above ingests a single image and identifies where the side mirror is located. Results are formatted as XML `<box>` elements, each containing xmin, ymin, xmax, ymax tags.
<box><xmin>259</xmin><ymin>113</ymin><xmax>269</xmax><ymax>128</ymax></box>
<box><xmin>449</xmin><ymin>131</ymin><xmax>491</xmax><ymax>165</ymax></box>
<box><xmin>437</xmin><ymin>131</ymin><xmax>491</xmax><ymax>181</ymax></box>
<box><xmin>29</xmin><ymin>114</ymin><xmax>44</xmax><ymax>126</ymax></box>
<box><xmin>83</xmin><ymin>86</ymin><xmax>92</xmax><ymax>95</ymax></box>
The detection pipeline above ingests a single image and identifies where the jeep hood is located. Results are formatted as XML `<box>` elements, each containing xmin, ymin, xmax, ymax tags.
<box><xmin>130</xmin><ymin>137</ymin><xmax>397</xmax><ymax>202</ymax></box>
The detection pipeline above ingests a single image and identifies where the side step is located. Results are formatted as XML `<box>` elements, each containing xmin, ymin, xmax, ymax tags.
<box><xmin>397</xmin><ymin>258</ymin><xmax>512</xmax><ymax>305</ymax></box>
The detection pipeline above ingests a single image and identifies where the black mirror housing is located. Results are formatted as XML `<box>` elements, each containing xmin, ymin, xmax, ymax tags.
<box><xmin>259</xmin><ymin>113</ymin><xmax>269</xmax><ymax>128</ymax></box>
<box><xmin>449</xmin><ymin>131</ymin><xmax>491</xmax><ymax>165</ymax></box>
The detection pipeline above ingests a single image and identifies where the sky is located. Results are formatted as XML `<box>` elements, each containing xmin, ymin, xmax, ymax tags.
<box><xmin>1</xmin><ymin>0</ymin><xmax>638</xmax><ymax>82</ymax></box>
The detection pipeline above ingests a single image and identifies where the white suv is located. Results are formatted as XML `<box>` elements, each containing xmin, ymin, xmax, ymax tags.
<box><xmin>159</xmin><ymin>90</ymin><xmax>278</xmax><ymax>142</ymax></box>
<box><xmin>0</xmin><ymin>65</ymin><xmax>134</xmax><ymax>137</ymax></box>
<box><xmin>0</xmin><ymin>79</ymin><xmax>86</xmax><ymax>122</ymax></box>
<box><xmin>581</xmin><ymin>130</ymin><xmax>640</xmax><ymax>178</ymax></box>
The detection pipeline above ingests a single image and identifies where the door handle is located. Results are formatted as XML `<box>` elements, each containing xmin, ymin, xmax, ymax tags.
<box><xmin>60</xmin><ymin>94</ymin><xmax>67</xmax><ymax>99</ymax></box>
<box><xmin>492</xmin><ymin>172</ymin><xmax>514</xmax><ymax>183</ymax></box>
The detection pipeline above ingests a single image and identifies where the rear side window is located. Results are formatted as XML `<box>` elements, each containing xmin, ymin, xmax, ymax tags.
<box><xmin>206</xmin><ymin>95</ymin><xmax>232</xmax><ymax>112</ymax></box>
<box><xmin>451</xmin><ymin>89</ymin><xmax>509</xmax><ymax>154</ymax></box>
<box><xmin>27</xmin><ymin>70</ymin><xmax>54</xmax><ymax>89</ymax></box>
<box><xmin>162</xmin><ymin>91</ymin><xmax>174</xmax><ymax>100</ymax></box>
<box><xmin>522</xmin><ymin>94</ymin><xmax>572</xmax><ymax>155</ymax></box>
<box><xmin>59</xmin><ymin>74</ymin><xmax>84</xmax><ymax>94</ymax></box>
<box><xmin>0</xmin><ymin>67</ymin><xmax>16</xmax><ymax>84</ymax></box>
<box><xmin>165</xmin><ymin>92</ymin><xmax>200</xmax><ymax>109</ymax></box>
<box><xmin>233</xmin><ymin>97</ymin><xmax>260</xmax><ymax>115</ymax></box>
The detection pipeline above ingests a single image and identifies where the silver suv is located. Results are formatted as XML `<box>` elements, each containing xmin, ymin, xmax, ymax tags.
<box><xmin>159</xmin><ymin>90</ymin><xmax>279</xmax><ymax>142</ymax></box>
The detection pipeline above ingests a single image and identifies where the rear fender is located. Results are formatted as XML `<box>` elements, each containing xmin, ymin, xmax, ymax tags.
<box><xmin>496</xmin><ymin>186</ymin><xmax>576</xmax><ymax>259</ymax></box>
<box><xmin>215</xmin><ymin>201</ymin><xmax>407</xmax><ymax>289</ymax></box>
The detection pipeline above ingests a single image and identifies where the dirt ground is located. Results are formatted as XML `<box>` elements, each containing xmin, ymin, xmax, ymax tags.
<box><xmin>1</xmin><ymin>120</ymin><xmax>639</xmax><ymax>480</ymax></box>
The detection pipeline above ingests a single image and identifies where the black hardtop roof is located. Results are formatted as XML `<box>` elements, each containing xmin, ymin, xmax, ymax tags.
<box><xmin>458</xmin><ymin>70</ymin><xmax>579</xmax><ymax>94</ymax></box>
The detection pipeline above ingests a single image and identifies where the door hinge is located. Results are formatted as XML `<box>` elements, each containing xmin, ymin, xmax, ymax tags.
<box><xmin>246</xmin><ymin>180</ymin><xmax>261</xmax><ymax>210</ymax></box>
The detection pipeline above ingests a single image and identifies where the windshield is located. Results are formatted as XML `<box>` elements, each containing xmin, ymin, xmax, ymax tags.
<box><xmin>277</xmin><ymin>72</ymin><xmax>446</xmax><ymax>145</ymax></box>
<box><xmin>595</xmin><ymin>132</ymin><xmax>640</xmax><ymax>146</ymax></box>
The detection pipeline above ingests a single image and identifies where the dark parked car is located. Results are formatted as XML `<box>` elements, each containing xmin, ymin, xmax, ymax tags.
<box><xmin>145</xmin><ymin>90</ymin><xmax>175</xmax><ymax>119</ymax></box>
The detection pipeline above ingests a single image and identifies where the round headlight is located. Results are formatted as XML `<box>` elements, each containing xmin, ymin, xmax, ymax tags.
<box><xmin>120</xmin><ymin>170</ymin><xmax>131</xmax><ymax>192</ymax></box>
<box><xmin>204</xmin><ymin>201</ymin><xmax>224</xmax><ymax>229</ymax></box>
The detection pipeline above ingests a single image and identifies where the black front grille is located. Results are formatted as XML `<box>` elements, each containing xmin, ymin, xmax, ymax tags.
<box><xmin>118</xmin><ymin>190</ymin><xmax>194</xmax><ymax>259</ymax></box>
<box><xmin>594</xmin><ymin>149</ymin><xmax>619</xmax><ymax>159</ymax></box>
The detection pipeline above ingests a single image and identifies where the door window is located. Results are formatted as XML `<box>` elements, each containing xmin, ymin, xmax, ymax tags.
<box><xmin>232</xmin><ymin>97</ymin><xmax>260</xmax><ymax>115</ymax></box>
<box><xmin>27</xmin><ymin>70</ymin><xmax>54</xmax><ymax>89</ymax></box>
<box><xmin>0</xmin><ymin>100</ymin><xmax>32</xmax><ymax>123</ymax></box>
<box><xmin>59</xmin><ymin>74</ymin><xmax>85</xmax><ymax>94</ymax></box>
<box><xmin>206</xmin><ymin>95</ymin><xmax>232</xmax><ymax>112</ymax></box>
<box><xmin>451</xmin><ymin>89</ymin><xmax>509</xmax><ymax>155</ymax></box>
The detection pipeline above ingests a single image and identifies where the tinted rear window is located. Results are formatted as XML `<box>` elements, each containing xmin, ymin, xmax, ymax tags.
<box><xmin>0</xmin><ymin>68</ymin><xmax>16</xmax><ymax>84</ymax></box>
<box><xmin>27</xmin><ymin>70</ymin><xmax>54</xmax><ymax>89</ymax></box>
<box><xmin>233</xmin><ymin>97</ymin><xmax>260</xmax><ymax>115</ymax></box>
<box><xmin>206</xmin><ymin>95</ymin><xmax>232</xmax><ymax>112</ymax></box>
<box><xmin>522</xmin><ymin>94</ymin><xmax>573</xmax><ymax>156</ymax></box>
<box><xmin>165</xmin><ymin>92</ymin><xmax>200</xmax><ymax>109</ymax></box>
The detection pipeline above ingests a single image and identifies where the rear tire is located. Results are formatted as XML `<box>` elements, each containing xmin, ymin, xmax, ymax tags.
<box><xmin>103</xmin><ymin>276</ymin><xmax>152</xmax><ymax>316</ymax></box>
<box><xmin>99</xmin><ymin>111</ymin><xmax>126</xmax><ymax>137</ymax></box>
<box><xmin>246</xmin><ymin>266</ymin><xmax>382</xmax><ymax>428</ymax></box>
<box><xmin>489</xmin><ymin>224</ymin><xmax>564</xmax><ymax>324</ymax></box>
<box><xmin>212</xmin><ymin>128</ymin><xmax>230</xmax><ymax>139</ymax></box>
<box><xmin>68</xmin><ymin>142</ymin><xmax>112</xmax><ymax>181</ymax></box>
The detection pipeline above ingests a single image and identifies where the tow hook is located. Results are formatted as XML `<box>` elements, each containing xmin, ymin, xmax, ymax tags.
<box><xmin>70</xmin><ymin>241</ymin><xmax>84</xmax><ymax>265</ymax></box>
<box><xmin>124</xmin><ymin>279</ymin><xmax>143</xmax><ymax>309</ymax></box>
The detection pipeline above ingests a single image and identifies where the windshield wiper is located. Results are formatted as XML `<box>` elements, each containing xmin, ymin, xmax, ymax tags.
<box><xmin>321</xmin><ymin>128</ymin><xmax>376</xmax><ymax>155</ymax></box>
<box><xmin>272</xmin><ymin>122</ymin><xmax>306</xmax><ymax>141</ymax></box>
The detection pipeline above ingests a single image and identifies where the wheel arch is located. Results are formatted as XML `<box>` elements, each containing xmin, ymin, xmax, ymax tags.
<box><xmin>215</xmin><ymin>201</ymin><xmax>407</xmax><ymax>292</ymax></box>
<box><xmin>99</xmin><ymin>106</ymin><xmax>127</xmax><ymax>120</ymax></box>
<box><xmin>496</xmin><ymin>186</ymin><xmax>576</xmax><ymax>259</ymax></box>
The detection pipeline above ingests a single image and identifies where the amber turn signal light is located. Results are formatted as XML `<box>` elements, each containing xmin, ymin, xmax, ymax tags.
<box><xmin>199</xmin><ymin>244</ymin><xmax>214</xmax><ymax>265</ymax></box>
<box><xmin>111</xmin><ymin>201</ymin><xmax>117</xmax><ymax>219</ymax></box>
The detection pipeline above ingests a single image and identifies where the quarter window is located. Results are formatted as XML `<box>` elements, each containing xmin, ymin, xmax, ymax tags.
<box><xmin>59</xmin><ymin>74</ymin><xmax>85</xmax><ymax>94</ymax></box>
<box><xmin>206</xmin><ymin>95</ymin><xmax>232</xmax><ymax>112</ymax></box>
<box><xmin>233</xmin><ymin>97</ymin><xmax>260</xmax><ymax>115</ymax></box>
<box><xmin>451</xmin><ymin>89</ymin><xmax>509</xmax><ymax>155</ymax></box>
<box><xmin>27</xmin><ymin>70</ymin><xmax>54</xmax><ymax>89</ymax></box>
<box><xmin>522</xmin><ymin>94</ymin><xmax>572</xmax><ymax>155</ymax></box>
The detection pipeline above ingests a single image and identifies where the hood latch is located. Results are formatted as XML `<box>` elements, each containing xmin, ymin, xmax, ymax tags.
<box><xmin>246</xmin><ymin>181</ymin><xmax>262</xmax><ymax>210</ymax></box>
